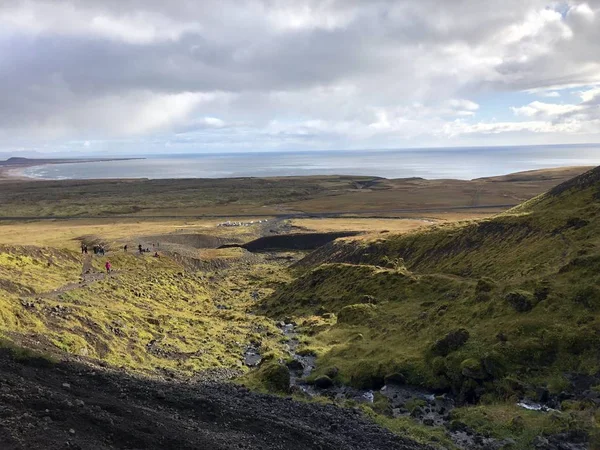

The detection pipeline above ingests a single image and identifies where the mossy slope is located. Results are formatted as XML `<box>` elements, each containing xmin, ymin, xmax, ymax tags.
<box><xmin>261</xmin><ymin>166</ymin><xmax>600</xmax><ymax>446</ymax></box>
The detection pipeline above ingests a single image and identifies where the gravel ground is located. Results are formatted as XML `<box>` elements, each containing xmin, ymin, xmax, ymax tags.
<box><xmin>0</xmin><ymin>349</ymin><xmax>430</xmax><ymax>450</ymax></box>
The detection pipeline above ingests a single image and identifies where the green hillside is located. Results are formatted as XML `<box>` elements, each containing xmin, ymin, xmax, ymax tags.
<box><xmin>260</xmin><ymin>166</ymin><xmax>600</xmax><ymax>447</ymax></box>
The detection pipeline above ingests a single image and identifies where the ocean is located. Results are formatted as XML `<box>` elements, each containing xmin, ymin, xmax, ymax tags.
<box><xmin>19</xmin><ymin>145</ymin><xmax>600</xmax><ymax>180</ymax></box>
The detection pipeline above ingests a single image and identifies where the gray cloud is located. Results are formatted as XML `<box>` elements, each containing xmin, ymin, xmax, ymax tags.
<box><xmin>0</xmin><ymin>0</ymin><xmax>599</xmax><ymax>152</ymax></box>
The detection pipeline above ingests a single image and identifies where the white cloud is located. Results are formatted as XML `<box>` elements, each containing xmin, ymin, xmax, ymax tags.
<box><xmin>0</xmin><ymin>0</ymin><xmax>600</xmax><ymax>152</ymax></box>
<box><xmin>537</xmin><ymin>91</ymin><xmax>561</xmax><ymax>98</ymax></box>
<box><xmin>511</xmin><ymin>101</ymin><xmax>584</xmax><ymax>118</ymax></box>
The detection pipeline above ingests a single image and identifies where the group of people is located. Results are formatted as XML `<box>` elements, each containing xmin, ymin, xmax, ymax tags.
<box><xmin>80</xmin><ymin>244</ymin><xmax>106</xmax><ymax>255</ymax></box>
<box><xmin>137</xmin><ymin>243</ymin><xmax>160</xmax><ymax>257</ymax></box>
<box><xmin>81</xmin><ymin>240</ymin><xmax>163</xmax><ymax>276</ymax></box>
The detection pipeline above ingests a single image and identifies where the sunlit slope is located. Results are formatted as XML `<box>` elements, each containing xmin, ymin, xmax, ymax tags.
<box><xmin>262</xmin><ymin>166</ymin><xmax>600</xmax><ymax>398</ymax></box>
<box><xmin>0</xmin><ymin>247</ymin><xmax>281</xmax><ymax>376</ymax></box>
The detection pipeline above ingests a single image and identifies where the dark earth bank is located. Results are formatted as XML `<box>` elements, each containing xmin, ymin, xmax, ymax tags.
<box><xmin>0</xmin><ymin>348</ymin><xmax>429</xmax><ymax>450</ymax></box>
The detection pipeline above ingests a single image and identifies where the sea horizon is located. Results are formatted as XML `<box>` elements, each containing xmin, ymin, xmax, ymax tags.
<box><xmin>15</xmin><ymin>144</ymin><xmax>600</xmax><ymax>181</ymax></box>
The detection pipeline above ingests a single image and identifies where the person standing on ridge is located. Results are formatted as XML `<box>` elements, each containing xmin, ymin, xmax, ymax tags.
<box><xmin>124</xmin><ymin>244</ymin><xmax>128</xmax><ymax>252</ymax></box>
<box><xmin>138</xmin><ymin>244</ymin><xmax>143</xmax><ymax>254</ymax></box>
<box><xmin>105</xmin><ymin>260</ymin><xmax>112</xmax><ymax>274</ymax></box>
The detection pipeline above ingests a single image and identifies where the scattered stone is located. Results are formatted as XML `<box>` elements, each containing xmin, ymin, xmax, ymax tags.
<box><xmin>69</xmin><ymin>428</ymin><xmax>76</xmax><ymax>435</ymax></box>
<box><xmin>62</xmin><ymin>383</ymin><xmax>71</xmax><ymax>389</ymax></box>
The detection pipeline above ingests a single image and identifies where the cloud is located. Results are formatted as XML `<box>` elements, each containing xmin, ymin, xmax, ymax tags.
<box><xmin>511</xmin><ymin>101</ymin><xmax>584</xmax><ymax>118</ymax></box>
<box><xmin>0</xmin><ymin>0</ymin><xmax>599</xmax><ymax>152</ymax></box>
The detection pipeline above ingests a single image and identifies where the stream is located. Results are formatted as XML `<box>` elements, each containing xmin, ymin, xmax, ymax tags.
<box><xmin>244</xmin><ymin>321</ymin><xmax>574</xmax><ymax>449</ymax></box>
<box><xmin>275</xmin><ymin>322</ymin><xmax>515</xmax><ymax>450</ymax></box>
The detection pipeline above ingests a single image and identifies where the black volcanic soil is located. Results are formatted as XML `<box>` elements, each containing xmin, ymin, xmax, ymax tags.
<box><xmin>222</xmin><ymin>232</ymin><xmax>362</xmax><ymax>252</ymax></box>
<box><xmin>0</xmin><ymin>349</ymin><xmax>427</xmax><ymax>450</ymax></box>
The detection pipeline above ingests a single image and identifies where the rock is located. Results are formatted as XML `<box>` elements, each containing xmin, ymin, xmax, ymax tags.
<box><xmin>337</xmin><ymin>304</ymin><xmax>377</xmax><ymax>325</ymax></box>
<box><xmin>314</xmin><ymin>376</ymin><xmax>334</xmax><ymax>389</ymax></box>
<box><xmin>410</xmin><ymin>407</ymin><xmax>424</xmax><ymax>418</ymax></box>
<box><xmin>261</xmin><ymin>363</ymin><xmax>291</xmax><ymax>393</ymax></box>
<box><xmin>324</xmin><ymin>367</ymin><xmax>339</xmax><ymax>379</ymax></box>
<box><xmin>422</xmin><ymin>418</ymin><xmax>434</xmax><ymax>426</ymax></box>
<box><xmin>532</xmin><ymin>436</ymin><xmax>550</xmax><ymax>449</ymax></box>
<box><xmin>74</xmin><ymin>400</ymin><xmax>85</xmax><ymax>407</ymax></box>
<box><xmin>505</xmin><ymin>291</ymin><xmax>533</xmax><ymax>312</ymax></box>
<box><xmin>62</xmin><ymin>383</ymin><xmax>71</xmax><ymax>389</ymax></box>
<box><xmin>447</xmin><ymin>420</ymin><xmax>468</xmax><ymax>432</ymax></box>
<box><xmin>431</xmin><ymin>329</ymin><xmax>470</xmax><ymax>356</ymax></box>
<box><xmin>460</xmin><ymin>358</ymin><xmax>487</xmax><ymax>380</ymax></box>
<box><xmin>359</xmin><ymin>295</ymin><xmax>378</xmax><ymax>305</ymax></box>
<box><xmin>69</xmin><ymin>428</ymin><xmax>76</xmax><ymax>435</ymax></box>
<box><xmin>510</xmin><ymin>416</ymin><xmax>525</xmax><ymax>432</ymax></box>
<box><xmin>286</xmin><ymin>360</ymin><xmax>304</xmax><ymax>371</ymax></box>
<box><xmin>384</xmin><ymin>372</ymin><xmax>407</xmax><ymax>385</ymax></box>
<box><xmin>156</xmin><ymin>390</ymin><xmax>166</xmax><ymax>399</ymax></box>
<box><xmin>536</xmin><ymin>387</ymin><xmax>550</xmax><ymax>403</ymax></box>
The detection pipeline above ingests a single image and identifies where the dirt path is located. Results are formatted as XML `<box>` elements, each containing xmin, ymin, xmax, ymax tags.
<box><xmin>0</xmin><ymin>349</ymin><xmax>429</xmax><ymax>450</ymax></box>
<box><xmin>27</xmin><ymin>255</ymin><xmax>115</xmax><ymax>300</ymax></box>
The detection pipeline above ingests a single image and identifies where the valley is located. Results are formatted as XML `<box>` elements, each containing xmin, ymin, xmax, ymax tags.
<box><xmin>0</xmin><ymin>167</ymin><xmax>598</xmax><ymax>449</ymax></box>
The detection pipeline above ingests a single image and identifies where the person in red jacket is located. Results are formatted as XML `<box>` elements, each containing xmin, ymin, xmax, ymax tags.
<box><xmin>105</xmin><ymin>260</ymin><xmax>112</xmax><ymax>274</ymax></box>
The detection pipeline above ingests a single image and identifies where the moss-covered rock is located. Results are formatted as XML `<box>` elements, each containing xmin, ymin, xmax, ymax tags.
<box><xmin>337</xmin><ymin>303</ymin><xmax>377</xmax><ymax>325</ymax></box>
<box><xmin>460</xmin><ymin>358</ymin><xmax>487</xmax><ymax>380</ymax></box>
<box><xmin>431</xmin><ymin>329</ymin><xmax>470</xmax><ymax>356</ymax></box>
<box><xmin>505</xmin><ymin>290</ymin><xmax>534</xmax><ymax>313</ymax></box>
<box><xmin>259</xmin><ymin>362</ymin><xmax>291</xmax><ymax>393</ymax></box>
<box><xmin>314</xmin><ymin>375</ymin><xmax>334</xmax><ymax>389</ymax></box>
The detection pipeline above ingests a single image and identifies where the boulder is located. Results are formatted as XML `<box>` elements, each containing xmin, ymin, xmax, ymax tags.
<box><xmin>505</xmin><ymin>291</ymin><xmax>533</xmax><ymax>312</ymax></box>
<box><xmin>431</xmin><ymin>329</ymin><xmax>470</xmax><ymax>356</ymax></box>
<box><xmin>314</xmin><ymin>375</ymin><xmax>334</xmax><ymax>389</ymax></box>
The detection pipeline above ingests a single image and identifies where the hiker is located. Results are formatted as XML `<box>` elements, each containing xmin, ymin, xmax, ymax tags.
<box><xmin>81</xmin><ymin>244</ymin><xmax>85</xmax><ymax>254</ymax></box>
<box><xmin>105</xmin><ymin>260</ymin><xmax>111</xmax><ymax>274</ymax></box>
<box><xmin>153</xmin><ymin>251</ymin><xmax>159</xmax><ymax>258</ymax></box>
<box><xmin>124</xmin><ymin>244</ymin><xmax>128</xmax><ymax>252</ymax></box>
<box><xmin>84</xmin><ymin>245</ymin><xmax>88</xmax><ymax>254</ymax></box>
<box><xmin>138</xmin><ymin>244</ymin><xmax>143</xmax><ymax>254</ymax></box>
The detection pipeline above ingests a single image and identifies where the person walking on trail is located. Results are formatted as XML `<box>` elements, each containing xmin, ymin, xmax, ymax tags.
<box><xmin>124</xmin><ymin>244</ymin><xmax>128</xmax><ymax>252</ymax></box>
<box><xmin>105</xmin><ymin>260</ymin><xmax>112</xmax><ymax>274</ymax></box>
<box><xmin>138</xmin><ymin>244</ymin><xmax>143</xmax><ymax>254</ymax></box>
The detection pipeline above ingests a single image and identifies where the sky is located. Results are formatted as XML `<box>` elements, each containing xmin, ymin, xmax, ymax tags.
<box><xmin>0</xmin><ymin>0</ymin><xmax>599</xmax><ymax>155</ymax></box>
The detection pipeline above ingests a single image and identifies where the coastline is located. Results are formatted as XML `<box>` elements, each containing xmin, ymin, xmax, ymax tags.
<box><xmin>0</xmin><ymin>157</ymin><xmax>144</xmax><ymax>181</ymax></box>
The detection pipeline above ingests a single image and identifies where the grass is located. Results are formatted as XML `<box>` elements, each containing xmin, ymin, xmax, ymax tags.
<box><xmin>0</xmin><ymin>166</ymin><xmax>598</xmax><ymax>448</ymax></box>
<box><xmin>258</xmin><ymin>166</ymin><xmax>600</xmax><ymax>446</ymax></box>
<box><xmin>0</xmin><ymin>244</ymin><xmax>287</xmax><ymax>376</ymax></box>
<box><xmin>0</xmin><ymin>167</ymin><xmax>585</xmax><ymax>218</ymax></box>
